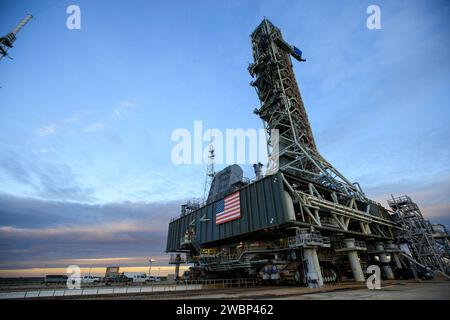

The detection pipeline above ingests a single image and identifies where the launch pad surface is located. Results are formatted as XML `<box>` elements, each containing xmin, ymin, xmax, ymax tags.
<box><xmin>3</xmin><ymin>279</ymin><xmax>448</xmax><ymax>300</ymax></box>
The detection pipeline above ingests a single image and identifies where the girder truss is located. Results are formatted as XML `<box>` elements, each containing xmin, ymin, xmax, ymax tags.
<box><xmin>388</xmin><ymin>195</ymin><xmax>449</xmax><ymax>274</ymax></box>
<box><xmin>282</xmin><ymin>174</ymin><xmax>398</xmax><ymax>240</ymax></box>
<box><xmin>249</xmin><ymin>19</ymin><xmax>365</xmax><ymax>201</ymax></box>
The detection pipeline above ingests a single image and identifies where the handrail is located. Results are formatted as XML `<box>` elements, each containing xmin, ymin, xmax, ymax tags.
<box><xmin>0</xmin><ymin>278</ymin><xmax>258</xmax><ymax>300</ymax></box>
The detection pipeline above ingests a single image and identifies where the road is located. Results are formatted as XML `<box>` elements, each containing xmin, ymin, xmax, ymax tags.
<box><xmin>159</xmin><ymin>280</ymin><xmax>450</xmax><ymax>300</ymax></box>
<box><xmin>273</xmin><ymin>282</ymin><xmax>450</xmax><ymax>300</ymax></box>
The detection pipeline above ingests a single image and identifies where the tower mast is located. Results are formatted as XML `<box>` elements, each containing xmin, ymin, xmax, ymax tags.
<box><xmin>0</xmin><ymin>14</ymin><xmax>33</xmax><ymax>60</ymax></box>
<box><xmin>203</xmin><ymin>141</ymin><xmax>216</xmax><ymax>203</ymax></box>
<box><xmin>249</xmin><ymin>18</ymin><xmax>365</xmax><ymax>200</ymax></box>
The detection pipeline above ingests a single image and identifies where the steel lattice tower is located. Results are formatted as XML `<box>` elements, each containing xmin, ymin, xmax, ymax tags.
<box><xmin>388</xmin><ymin>195</ymin><xmax>449</xmax><ymax>275</ymax></box>
<box><xmin>0</xmin><ymin>14</ymin><xmax>33</xmax><ymax>60</ymax></box>
<box><xmin>249</xmin><ymin>18</ymin><xmax>365</xmax><ymax>200</ymax></box>
<box><xmin>203</xmin><ymin>142</ymin><xmax>216</xmax><ymax>202</ymax></box>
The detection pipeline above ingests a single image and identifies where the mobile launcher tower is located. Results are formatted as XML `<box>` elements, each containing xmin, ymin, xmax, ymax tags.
<box><xmin>166</xmin><ymin>19</ymin><xmax>449</xmax><ymax>287</ymax></box>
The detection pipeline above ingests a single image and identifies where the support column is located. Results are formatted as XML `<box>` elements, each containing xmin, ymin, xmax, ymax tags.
<box><xmin>392</xmin><ymin>253</ymin><xmax>402</xmax><ymax>269</ymax></box>
<box><xmin>174</xmin><ymin>254</ymin><xmax>181</xmax><ymax>281</ymax></box>
<box><xmin>344</xmin><ymin>238</ymin><xmax>365</xmax><ymax>282</ymax></box>
<box><xmin>311</xmin><ymin>249</ymin><xmax>324</xmax><ymax>287</ymax></box>
<box><xmin>303</xmin><ymin>248</ymin><xmax>324</xmax><ymax>288</ymax></box>
<box><xmin>375</xmin><ymin>242</ymin><xmax>395</xmax><ymax>280</ymax></box>
<box><xmin>174</xmin><ymin>264</ymin><xmax>180</xmax><ymax>281</ymax></box>
<box><xmin>387</xmin><ymin>242</ymin><xmax>403</xmax><ymax>269</ymax></box>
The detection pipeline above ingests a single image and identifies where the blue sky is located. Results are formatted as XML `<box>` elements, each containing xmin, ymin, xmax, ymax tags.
<box><xmin>0</xmin><ymin>0</ymin><xmax>449</xmax><ymax>272</ymax></box>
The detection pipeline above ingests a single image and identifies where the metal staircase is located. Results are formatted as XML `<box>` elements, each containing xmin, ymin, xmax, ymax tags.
<box><xmin>388</xmin><ymin>195</ymin><xmax>449</xmax><ymax>276</ymax></box>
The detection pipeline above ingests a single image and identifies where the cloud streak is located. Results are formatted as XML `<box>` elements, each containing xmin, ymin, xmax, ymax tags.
<box><xmin>0</xmin><ymin>194</ymin><xmax>180</xmax><ymax>269</ymax></box>
<box><xmin>365</xmin><ymin>174</ymin><xmax>450</xmax><ymax>220</ymax></box>
<box><xmin>36</xmin><ymin>125</ymin><xmax>57</xmax><ymax>136</ymax></box>
<box><xmin>83</xmin><ymin>121</ymin><xmax>105</xmax><ymax>133</ymax></box>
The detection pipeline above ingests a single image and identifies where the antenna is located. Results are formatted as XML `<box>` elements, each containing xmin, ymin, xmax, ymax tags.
<box><xmin>203</xmin><ymin>140</ymin><xmax>216</xmax><ymax>203</ymax></box>
<box><xmin>0</xmin><ymin>14</ymin><xmax>33</xmax><ymax>60</ymax></box>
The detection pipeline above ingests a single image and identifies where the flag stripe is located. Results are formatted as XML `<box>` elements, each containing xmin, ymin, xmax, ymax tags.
<box><xmin>217</xmin><ymin>214</ymin><xmax>240</xmax><ymax>224</ymax></box>
<box><xmin>225</xmin><ymin>198</ymin><xmax>240</xmax><ymax>206</ymax></box>
<box><xmin>221</xmin><ymin>202</ymin><xmax>240</xmax><ymax>212</ymax></box>
<box><xmin>217</xmin><ymin>212</ymin><xmax>240</xmax><ymax>221</ymax></box>
<box><xmin>217</xmin><ymin>215</ymin><xmax>240</xmax><ymax>224</ymax></box>
<box><xmin>227</xmin><ymin>194</ymin><xmax>239</xmax><ymax>199</ymax></box>
<box><xmin>217</xmin><ymin>208</ymin><xmax>240</xmax><ymax>219</ymax></box>
<box><xmin>218</xmin><ymin>210</ymin><xmax>240</xmax><ymax>218</ymax></box>
<box><xmin>226</xmin><ymin>193</ymin><xmax>239</xmax><ymax>199</ymax></box>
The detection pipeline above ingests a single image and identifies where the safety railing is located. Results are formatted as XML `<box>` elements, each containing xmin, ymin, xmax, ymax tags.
<box><xmin>0</xmin><ymin>278</ymin><xmax>258</xmax><ymax>300</ymax></box>
<box><xmin>287</xmin><ymin>230</ymin><xmax>330</xmax><ymax>248</ymax></box>
<box><xmin>333</xmin><ymin>240</ymin><xmax>367</xmax><ymax>251</ymax></box>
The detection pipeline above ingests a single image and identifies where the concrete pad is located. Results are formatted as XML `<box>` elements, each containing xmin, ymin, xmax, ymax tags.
<box><xmin>53</xmin><ymin>290</ymin><xmax>65</xmax><ymax>297</ymax></box>
<box><xmin>82</xmin><ymin>289</ymin><xmax>98</xmax><ymax>295</ymax></box>
<box><xmin>64</xmin><ymin>289</ymin><xmax>83</xmax><ymax>296</ymax></box>
<box><xmin>24</xmin><ymin>291</ymin><xmax>40</xmax><ymax>298</ymax></box>
<box><xmin>98</xmin><ymin>288</ymin><xmax>114</xmax><ymax>295</ymax></box>
<box><xmin>38</xmin><ymin>290</ymin><xmax>55</xmax><ymax>297</ymax></box>
<box><xmin>1</xmin><ymin>291</ymin><xmax>27</xmax><ymax>299</ymax></box>
<box><xmin>113</xmin><ymin>288</ymin><xmax>126</xmax><ymax>294</ymax></box>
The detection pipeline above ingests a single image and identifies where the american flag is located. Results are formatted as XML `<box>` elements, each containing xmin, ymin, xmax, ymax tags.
<box><xmin>215</xmin><ymin>192</ymin><xmax>241</xmax><ymax>225</ymax></box>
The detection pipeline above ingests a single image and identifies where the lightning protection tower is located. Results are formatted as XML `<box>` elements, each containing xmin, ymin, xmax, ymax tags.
<box><xmin>203</xmin><ymin>142</ymin><xmax>216</xmax><ymax>203</ymax></box>
<box><xmin>249</xmin><ymin>18</ymin><xmax>365</xmax><ymax>200</ymax></box>
<box><xmin>0</xmin><ymin>14</ymin><xmax>33</xmax><ymax>60</ymax></box>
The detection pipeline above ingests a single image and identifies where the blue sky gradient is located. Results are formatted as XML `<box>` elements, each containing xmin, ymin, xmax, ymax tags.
<box><xmin>0</xmin><ymin>0</ymin><xmax>449</xmax><ymax>272</ymax></box>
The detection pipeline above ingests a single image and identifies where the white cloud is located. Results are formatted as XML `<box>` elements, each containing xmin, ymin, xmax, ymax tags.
<box><xmin>63</xmin><ymin>112</ymin><xmax>85</xmax><ymax>123</ymax></box>
<box><xmin>83</xmin><ymin>121</ymin><xmax>104</xmax><ymax>133</ymax></box>
<box><xmin>36</xmin><ymin>125</ymin><xmax>57</xmax><ymax>136</ymax></box>
<box><xmin>40</xmin><ymin>148</ymin><xmax>55</xmax><ymax>154</ymax></box>
<box><xmin>119</xmin><ymin>100</ymin><xmax>135</xmax><ymax>108</ymax></box>
<box><xmin>111</xmin><ymin>99</ymin><xmax>137</xmax><ymax>120</ymax></box>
